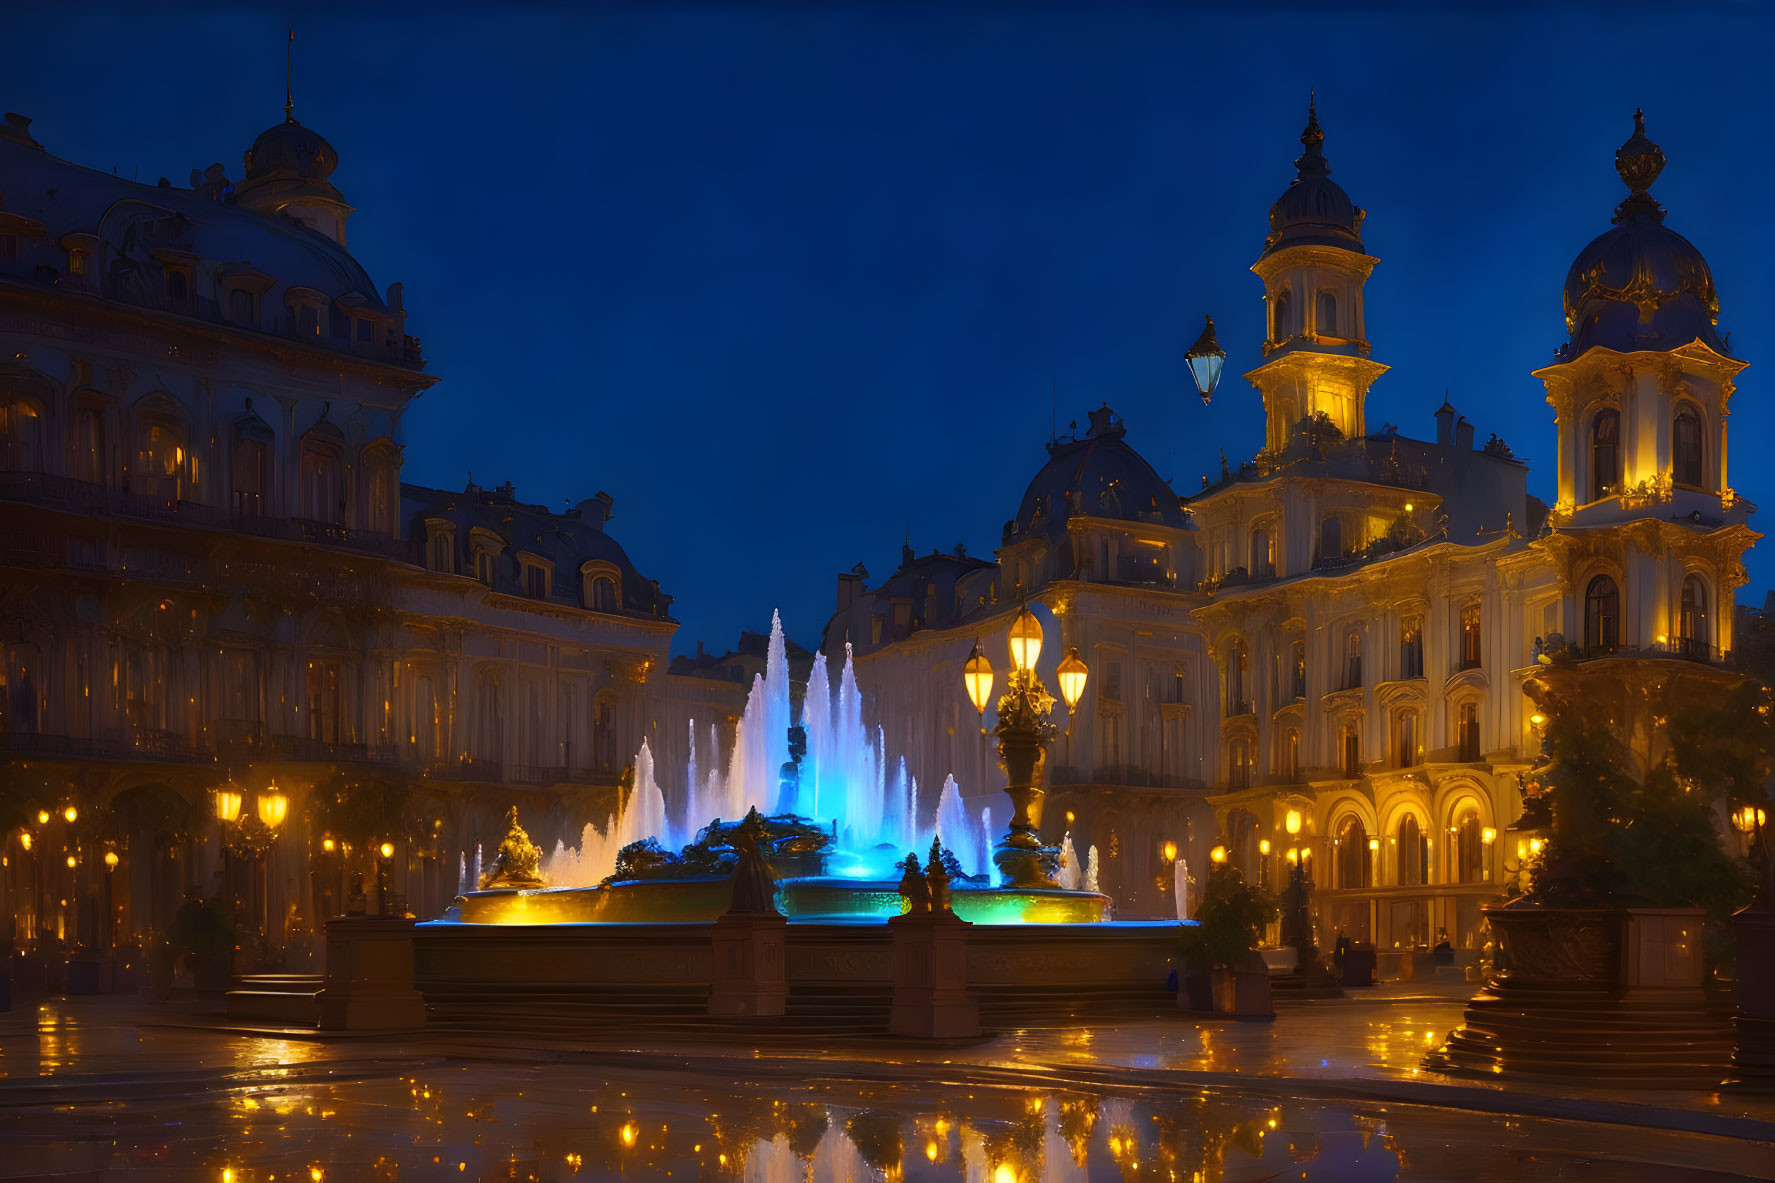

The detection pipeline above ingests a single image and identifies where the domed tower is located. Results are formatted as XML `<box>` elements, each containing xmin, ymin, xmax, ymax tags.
<box><xmin>1533</xmin><ymin>111</ymin><xmax>1754</xmax><ymax>662</ymax></box>
<box><xmin>232</xmin><ymin>88</ymin><xmax>353</xmax><ymax>245</ymax></box>
<box><xmin>1244</xmin><ymin>98</ymin><xmax>1388</xmax><ymax>452</ymax></box>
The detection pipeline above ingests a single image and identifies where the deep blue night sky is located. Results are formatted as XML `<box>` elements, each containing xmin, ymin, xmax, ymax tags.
<box><xmin>10</xmin><ymin>3</ymin><xmax>1774</xmax><ymax>654</ymax></box>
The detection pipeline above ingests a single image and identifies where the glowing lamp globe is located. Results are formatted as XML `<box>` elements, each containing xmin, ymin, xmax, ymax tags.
<box><xmin>1185</xmin><ymin>314</ymin><xmax>1227</xmax><ymax>405</ymax></box>
<box><xmin>215</xmin><ymin>787</ymin><xmax>243</xmax><ymax>824</ymax></box>
<box><xmin>1162</xmin><ymin>840</ymin><xmax>1178</xmax><ymax>863</ymax></box>
<box><xmin>1209</xmin><ymin>844</ymin><xmax>1228</xmax><ymax>864</ymax></box>
<box><xmin>63</xmin><ymin>805</ymin><xmax>78</xmax><ymax>824</ymax></box>
<box><xmin>1056</xmin><ymin>647</ymin><xmax>1088</xmax><ymax>712</ymax></box>
<box><xmin>963</xmin><ymin>642</ymin><xmax>994</xmax><ymax>715</ymax></box>
<box><xmin>1007</xmin><ymin>608</ymin><xmax>1043</xmax><ymax>673</ymax></box>
<box><xmin>104</xmin><ymin>850</ymin><xmax>119</xmax><ymax>868</ymax></box>
<box><xmin>379</xmin><ymin>841</ymin><xmax>395</xmax><ymax>859</ymax></box>
<box><xmin>1284</xmin><ymin>809</ymin><xmax>1302</xmax><ymax>836</ymax></box>
<box><xmin>1259</xmin><ymin>838</ymin><xmax>1271</xmax><ymax>855</ymax></box>
<box><xmin>36</xmin><ymin>810</ymin><xmax>49</xmax><ymax>826</ymax></box>
<box><xmin>257</xmin><ymin>790</ymin><xmax>288</xmax><ymax>830</ymax></box>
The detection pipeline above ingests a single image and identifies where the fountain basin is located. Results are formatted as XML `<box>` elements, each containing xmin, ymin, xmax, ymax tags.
<box><xmin>454</xmin><ymin>877</ymin><xmax>1116</xmax><ymax>926</ymax></box>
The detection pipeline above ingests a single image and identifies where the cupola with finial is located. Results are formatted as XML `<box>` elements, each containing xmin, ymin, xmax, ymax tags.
<box><xmin>232</xmin><ymin>29</ymin><xmax>354</xmax><ymax>245</ymax></box>
<box><xmin>1244</xmin><ymin>94</ymin><xmax>1388</xmax><ymax>453</ymax></box>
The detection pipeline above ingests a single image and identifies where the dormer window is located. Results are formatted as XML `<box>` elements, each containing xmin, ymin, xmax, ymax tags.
<box><xmin>229</xmin><ymin>288</ymin><xmax>256</xmax><ymax>325</ymax></box>
<box><xmin>476</xmin><ymin>549</ymin><xmax>495</xmax><ymax>585</ymax></box>
<box><xmin>355</xmin><ymin>318</ymin><xmax>374</xmax><ymax>343</ymax></box>
<box><xmin>164</xmin><ymin>268</ymin><xmax>189</xmax><ymax>302</ymax></box>
<box><xmin>425</xmin><ymin>521</ymin><xmax>457</xmax><ymax>575</ymax></box>
<box><xmin>519</xmin><ymin>555</ymin><xmax>553</xmax><ymax>599</ymax></box>
<box><xmin>581</xmin><ymin>562</ymin><xmax>622</xmax><ymax>613</ymax></box>
<box><xmin>68</xmin><ymin>248</ymin><xmax>87</xmax><ymax>276</ymax></box>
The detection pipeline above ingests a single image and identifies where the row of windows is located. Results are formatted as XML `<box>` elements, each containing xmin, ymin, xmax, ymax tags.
<box><xmin>0</xmin><ymin>396</ymin><xmax>395</xmax><ymax>529</ymax></box>
<box><xmin>1582</xmin><ymin>572</ymin><xmax>1711</xmax><ymax>654</ymax></box>
<box><xmin>1326</xmin><ymin>812</ymin><xmax>1491</xmax><ymax>890</ymax></box>
<box><xmin>1225</xmin><ymin>607</ymin><xmax>1481</xmax><ymax>714</ymax></box>
<box><xmin>1271</xmin><ymin>289</ymin><xmax>1344</xmax><ymax>342</ymax></box>
<box><xmin>1227</xmin><ymin>700</ymin><xmax>1481</xmax><ymax>788</ymax></box>
<box><xmin>1588</xmin><ymin>403</ymin><xmax>1706</xmax><ymax>500</ymax></box>
<box><xmin>426</xmin><ymin>531</ymin><xmax>622</xmax><ymax>613</ymax></box>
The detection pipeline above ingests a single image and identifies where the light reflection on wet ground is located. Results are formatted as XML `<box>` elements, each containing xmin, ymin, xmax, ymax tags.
<box><xmin>2</xmin><ymin>995</ymin><xmax>1772</xmax><ymax>1181</ymax></box>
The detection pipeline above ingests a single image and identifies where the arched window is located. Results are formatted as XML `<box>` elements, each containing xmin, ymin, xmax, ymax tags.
<box><xmin>139</xmin><ymin>418</ymin><xmax>187</xmax><ymax>499</ymax></box>
<box><xmin>1456</xmin><ymin>701</ymin><xmax>1480</xmax><ymax>761</ymax></box>
<box><xmin>1397</xmin><ymin>815</ymin><xmax>1427</xmax><ymax>886</ymax></box>
<box><xmin>1590</xmin><ymin>409</ymin><xmax>1619</xmax><ymax>501</ymax></box>
<box><xmin>428</xmin><ymin>531</ymin><xmax>455</xmax><ymax>574</ymax></box>
<box><xmin>1228</xmin><ymin>738</ymin><xmax>1252</xmax><ymax>789</ymax></box>
<box><xmin>363</xmin><ymin>450</ymin><xmax>396</xmax><ymax>535</ymax></box>
<box><xmin>1454</xmin><ymin>811</ymin><xmax>1486</xmax><ymax>884</ymax></box>
<box><xmin>73</xmin><ymin>406</ymin><xmax>107</xmax><ymax>485</ymax></box>
<box><xmin>1399</xmin><ymin>617</ymin><xmax>1424</xmax><ymax>679</ymax></box>
<box><xmin>1585</xmin><ymin>575</ymin><xmax>1619</xmax><ymax>653</ymax></box>
<box><xmin>475</xmin><ymin>547</ymin><xmax>495</xmax><ymax>586</ymax></box>
<box><xmin>232</xmin><ymin>438</ymin><xmax>268</xmax><ymax>516</ymax></box>
<box><xmin>1679</xmin><ymin>575</ymin><xmax>1709</xmax><ymax>657</ymax></box>
<box><xmin>1250</xmin><ymin>527</ymin><xmax>1272</xmax><ymax>577</ymax></box>
<box><xmin>1459</xmin><ymin>603</ymin><xmax>1483</xmax><ymax>669</ymax></box>
<box><xmin>1316</xmin><ymin>290</ymin><xmax>1338</xmax><ymax>337</ymax></box>
<box><xmin>1673</xmin><ymin>405</ymin><xmax>1704</xmax><ymax>487</ymax></box>
<box><xmin>1336</xmin><ymin>816</ymin><xmax>1372</xmax><ymax>888</ymax></box>
<box><xmin>1227</xmin><ymin>639</ymin><xmax>1248</xmax><ymax>713</ymax></box>
<box><xmin>0</xmin><ymin>397</ymin><xmax>44</xmax><ymax>472</ymax></box>
<box><xmin>1395</xmin><ymin>709</ymin><xmax>1418</xmax><ymax>768</ymax></box>
<box><xmin>1343</xmin><ymin>631</ymin><xmax>1362</xmax><ymax>690</ymax></box>
<box><xmin>228</xmin><ymin>288</ymin><xmax>257</xmax><ymax>325</ymax></box>
<box><xmin>1281</xmin><ymin>729</ymin><xmax>1300</xmax><ymax>779</ymax></box>
<box><xmin>299</xmin><ymin>441</ymin><xmax>344</xmax><ymax>524</ymax></box>
<box><xmin>589</xmin><ymin>575</ymin><xmax>619</xmax><ymax>612</ymax></box>
<box><xmin>1272</xmin><ymin>290</ymin><xmax>1292</xmax><ymax>341</ymax></box>
<box><xmin>1320</xmin><ymin>514</ymin><xmax>1344</xmax><ymax>563</ymax></box>
<box><xmin>1341</xmin><ymin>724</ymin><xmax>1361</xmax><ymax>778</ymax></box>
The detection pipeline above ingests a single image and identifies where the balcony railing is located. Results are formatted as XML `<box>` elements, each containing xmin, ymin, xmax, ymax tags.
<box><xmin>510</xmin><ymin>764</ymin><xmax>626</xmax><ymax>787</ymax></box>
<box><xmin>0</xmin><ymin>730</ymin><xmax>213</xmax><ymax>764</ymax></box>
<box><xmin>1567</xmin><ymin>639</ymin><xmax>1731</xmax><ymax>667</ymax></box>
<box><xmin>0</xmin><ymin>470</ymin><xmax>422</xmax><ymax>565</ymax></box>
<box><xmin>1048</xmin><ymin>764</ymin><xmax>1202</xmax><ymax>790</ymax></box>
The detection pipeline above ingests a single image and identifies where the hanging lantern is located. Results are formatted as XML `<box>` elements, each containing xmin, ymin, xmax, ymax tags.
<box><xmin>1007</xmin><ymin>608</ymin><xmax>1044</xmax><ymax>673</ymax></box>
<box><xmin>1185</xmin><ymin>314</ymin><xmax>1227</xmax><ymax>405</ymax></box>
<box><xmin>963</xmin><ymin>642</ymin><xmax>995</xmax><ymax>715</ymax></box>
<box><xmin>1056</xmin><ymin>648</ymin><xmax>1089</xmax><ymax>712</ymax></box>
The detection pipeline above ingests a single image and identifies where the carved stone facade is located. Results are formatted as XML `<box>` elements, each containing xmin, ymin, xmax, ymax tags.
<box><xmin>0</xmin><ymin>109</ymin><xmax>675</xmax><ymax>966</ymax></box>
<box><xmin>825</xmin><ymin>108</ymin><xmax>1755</xmax><ymax>947</ymax></box>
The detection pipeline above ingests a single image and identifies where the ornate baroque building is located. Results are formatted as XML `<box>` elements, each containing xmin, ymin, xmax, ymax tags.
<box><xmin>826</xmin><ymin>107</ymin><xmax>1755</xmax><ymax>941</ymax></box>
<box><xmin>0</xmin><ymin>106</ymin><xmax>679</xmax><ymax>965</ymax></box>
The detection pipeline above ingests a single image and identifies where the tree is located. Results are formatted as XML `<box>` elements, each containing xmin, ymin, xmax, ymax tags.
<box><xmin>1181</xmin><ymin>863</ymin><xmax>1277</xmax><ymax>968</ymax></box>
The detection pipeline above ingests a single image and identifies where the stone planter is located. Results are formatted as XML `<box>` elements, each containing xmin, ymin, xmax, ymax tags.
<box><xmin>1210</xmin><ymin>953</ymin><xmax>1273</xmax><ymax>1018</ymax></box>
<box><xmin>1487</xmin><ymin>905</ymin><xmax>1621</xmax><ymax>987</ymax></box>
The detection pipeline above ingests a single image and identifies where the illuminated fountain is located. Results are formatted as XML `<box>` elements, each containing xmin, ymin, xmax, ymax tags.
<box><xmin>450</xmin><ymin>609</ymin><xmax>1118</xmax><ymax>925</ymax></box>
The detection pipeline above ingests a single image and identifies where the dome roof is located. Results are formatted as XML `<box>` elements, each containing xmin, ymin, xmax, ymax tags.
<box><xmin>1010</xmin><ymin>406</ymin><xmax>1188</xmax><ymax>540</ymax></box>
<box><xmin>1263</xmin><ymin>97</ymin><xmax>1365</xmax><ymax>257</ymax></box>
<box><xmin>1560</xmin><ymin>111</ymin><xmax>1723</xmax><ymax>359</ymax></box>
<box><xmin>244</xmin><ymin>117</ymin><xmax>338</xmax><ymax>184</ymax></box>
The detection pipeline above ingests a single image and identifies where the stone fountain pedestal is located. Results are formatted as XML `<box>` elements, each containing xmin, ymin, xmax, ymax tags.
<box><xmin>1426</xmin><ymin>905</ymin><xmax>1729</xmax><ymax>1085</ymax></box>
<box><xmin>708</xmin><ymin>912</ymin><xmax>788</xmax><ymax>1018</ymax></box>
<box><xmin>317</xmin><ymin>916</ymin><xmax>427</xmax><ymax>1031</ymax></box>
<box><xmin>888</xmin><ymin>908</ymin><xmax>980</xmax><ymax>1039</ymax></box>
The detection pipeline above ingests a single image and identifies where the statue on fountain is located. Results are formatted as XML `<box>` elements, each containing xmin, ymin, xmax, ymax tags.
<box><xmin>479</xmin><ymin>806</ymin><xmax>546</xmax><ymax>889</ymax></box>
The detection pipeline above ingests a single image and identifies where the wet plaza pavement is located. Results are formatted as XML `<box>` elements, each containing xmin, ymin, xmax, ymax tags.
<box><xmin>1</xmin><ymin>985</ymin><xmax>1772</xmax><ymax>1181</ymax></box>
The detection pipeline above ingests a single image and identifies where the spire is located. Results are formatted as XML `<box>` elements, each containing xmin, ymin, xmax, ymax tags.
<box><xmin>1293</xmin><ymin>90</ymin><xmax>1330</xmax><ymax>181</ymax></box>
<box><xmin>1612</xmin><ymin>107</ymin><xmax>1666</xmax><ymax>224</ymax></box>
<box><xmin>284</xmin><ymin>28</ymin><xmax>296</xmax><ymax>123</ymax></box>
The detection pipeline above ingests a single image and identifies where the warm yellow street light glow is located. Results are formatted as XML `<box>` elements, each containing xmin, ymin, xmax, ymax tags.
<box><xmin>1286</xmin><ymin>847</ymin><xmax>1299</xmax><ymax>865</ymax></box>
<box><xmin>1162</xmin><ymin>840</ymin><xmax>1178</xmax><ymax>862</ymax></box>
<box><xmin>1056</xmin><ymin>647</ymin><xmax>1088</xmax><ymax>711</ymax></box>
<box><xmin>379</xmin><ymin>842</ymin><xmax>395</xmax><ymax>859</ymax></box>
<box><xmin>104</xmin><ymin>850</ymin><xmax>119</xmax><ymax>868</ymax></box>
<box><xmin>1259</xmin><ymin>838</ymin><xmax>1271</xmax><ymax>855</ymax></box>
<box><xmin>66</xmin><ymin>855</ymin><xmax>77</xmax><ymax>868</ymax></box>
<box><xmin>322</xmin><ymin>837</ymin><xmax>337</xmax><ymax>853</ymax></box>
<box><xmin>63</xmin><ymin>806</ymin><xmax>78</xmax><ymax>824</ymax></box>
<box><xmin>1007</xmin><ymin>607</ymin><xmax>1043</xmax><ymax>672</ymax></box>
<box><xmin>963</xmin><ymin>642</ymin><xmax>994</xmax><ymax>715</ymax></box>
<box><xmin>1368</xmin><ymin>838</ymin><xmax>1380</xmax><ymax>852</ymax></box>
<box><xmin>1284</xmin><ymin>809</ymin><xmax>1302</xmax><ymax>836</ymax></box>
<box><xmin>1210</xmin><ymin>844</ymin><xmax>1228</xmax><ymax>864</ymax></box>
<box><xmin>37</xmin><ymin>810</ymin><xmax>49</xmax><ymax>826</ymax></box>
<box><xmin>19</xmin><ymin>832</ymin><xmax>30</xmax><ymax>851</ymax></box>
<box><xmin>215</xmin><ymin>788</ymin><xmax>242</xmax><ymax>824</ymax></box>
<box><xmin>1530</xmin><ymin>712</ymin><xmax>1547</xmax><ymax>727</ymax></box>
<box><xmin>1481</xmin><ymin>826</ymin><xmax>1497</xmax><ymax>845</ymax></box>
<box><xmin>258</xmin><ymin>790</ymin><xmax>288</xmax><ymax>830</ymax></box>
<box><xmin>1529</xmin><ymin>837</ymin><xmax>1545</xmax><ymax>856</ymax></box>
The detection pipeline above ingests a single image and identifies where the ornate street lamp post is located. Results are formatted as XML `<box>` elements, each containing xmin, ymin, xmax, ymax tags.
<box><xmin>964</xmin><ymin>608</ymin><xmax>1088</xmax><ymax>889</ymax></box>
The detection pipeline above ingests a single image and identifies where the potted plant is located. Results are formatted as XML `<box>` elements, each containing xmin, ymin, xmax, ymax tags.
<box><xmin>1180</xmin><ymin>863</ymin><xmax>1278</xmax><ymax>1017</ymax></box>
